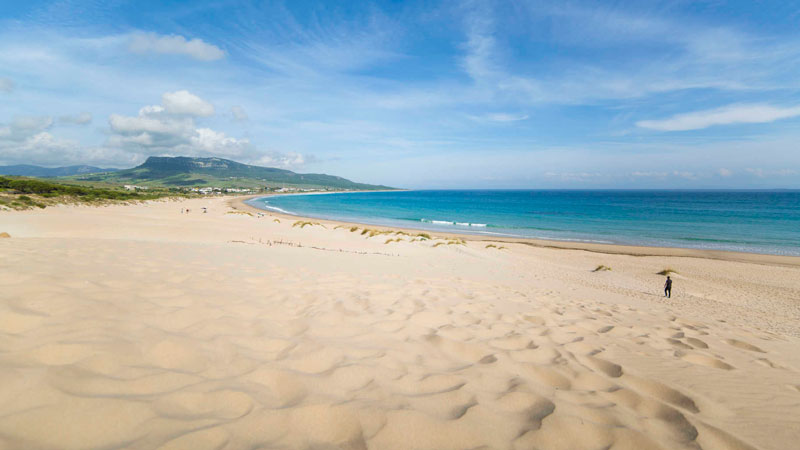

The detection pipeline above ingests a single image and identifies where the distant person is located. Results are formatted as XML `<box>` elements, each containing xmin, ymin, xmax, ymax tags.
<box><xmin>664</xmin><ymin>276</ymin><xmax>673</xmax><ymax>298</ymax></box>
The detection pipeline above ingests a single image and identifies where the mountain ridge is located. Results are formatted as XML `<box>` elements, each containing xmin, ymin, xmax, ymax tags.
<box><xmin>73</xmin><ymin>156</ymin><xmax>394</xmax><ymax>190</ymax></box>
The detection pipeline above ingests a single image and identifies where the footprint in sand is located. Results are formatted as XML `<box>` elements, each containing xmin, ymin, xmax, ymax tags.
<box><xmin>685</xmin><ymin>337</ymin><xmax>709</xmax><ymax>349</ymax></box>
<box><xmin>755</xmin><ymin>358</ymin><xmax>785</xmax><ymax>370</ymax></box>
<box><xmin>579</xmin><ymin>355</ymin><xmax>624</xmax><ymax>378</ymax></box>
<box><xmin>724</xmin><ymin>338</ymin><xmax>765</xmax><ymax>353</ymax></box>
<box><xmin>666</xmin><ymin>338</ymin><xmax>694</xmax><ymax>350</ymax></box>
<box><xmin>622</xmin><ymin>374</ymin><xmax>700</xmax><ymax>413</ymax></box>
<box><xmin>680</xmin><ymin>352</ymin><xmax>734</xmax><ymax>370</ymax></box>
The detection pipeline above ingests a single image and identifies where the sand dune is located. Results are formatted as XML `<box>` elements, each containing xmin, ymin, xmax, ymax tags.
<box><xmin>1</xmin><ymin>197</ymin><xmax>799</xmax><ymax>449</ymax></box>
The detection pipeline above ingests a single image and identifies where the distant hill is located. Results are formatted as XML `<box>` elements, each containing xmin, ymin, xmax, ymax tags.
<box><xmin>73</xmin><ymin>156</ymin><xmax>394</xmax><ymax>190</ymax></box>
<box><xmin>0</xmin><ymin>164</ymin><xmax>119</xmax><ymax>177</ymax></box>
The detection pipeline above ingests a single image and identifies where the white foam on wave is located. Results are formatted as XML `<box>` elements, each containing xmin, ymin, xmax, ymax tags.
<box><xmin>260</xmin><ymin>204</ymin><xmax>295</xmax><ymax>215</ymax></box>
<box><xmin>423</xmin><ymin>218</ymin><xmax>488</xmax><ymax>228</ymax></box>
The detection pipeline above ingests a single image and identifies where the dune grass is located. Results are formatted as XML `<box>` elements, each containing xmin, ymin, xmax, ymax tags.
<box><xmin>292</xmin><ymin>220</ymin><xmax>325</xmax><ymax>228</ymax></box>
<box><xmin>273</xmin><ymin>218</ymin><xmax>280</xmax><ymax>223</ymax></box>
<box><xmin>657</xmin><ymin>268</ymin><xmax>678</xmax><ymax>275</ymax></box>
<box><xmin>227</xmin><ymin>210</ymin><xmax>253</xmax><ymax>216</ymax></box>
<box><xmin>593</xmin><ymin>265</ymin><xmax>612</xmax><ymax>272</ymax></box>
<box><xmin>360</xmin><ymin>228</ymin><xmax>394</xmax><ymax>237</ymax></box>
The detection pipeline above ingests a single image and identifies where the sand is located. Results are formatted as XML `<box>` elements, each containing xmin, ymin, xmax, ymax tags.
<box><xmin>1</xmin><ymin>196</ymin><xmax>799</xmax><ymax>450</ymax></box>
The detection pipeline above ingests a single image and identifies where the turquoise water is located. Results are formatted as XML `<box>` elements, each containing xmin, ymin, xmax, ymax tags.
<box><xmin>246</xmin><ymin>190</ymin><xmax>800</xmax><ymax>256</ymax></box>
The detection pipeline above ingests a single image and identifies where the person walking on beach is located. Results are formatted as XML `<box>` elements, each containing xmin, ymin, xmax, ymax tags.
<box><xmin>664</xmin><ymin>276</ymin><xmax>673</xmax><ymax>298</ymax></box>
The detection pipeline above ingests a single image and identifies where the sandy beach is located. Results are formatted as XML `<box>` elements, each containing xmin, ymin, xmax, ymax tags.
<box><xmin>1</xmin><ymin>196</ymin><xmax>799</xmax><ymax>450</ymax></box>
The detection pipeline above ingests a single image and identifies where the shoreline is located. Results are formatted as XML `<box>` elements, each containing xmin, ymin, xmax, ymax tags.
<box><xmin>232</xmin><ymin>194</ymin><xmax>800</xmax><ymax>267</ymax></box>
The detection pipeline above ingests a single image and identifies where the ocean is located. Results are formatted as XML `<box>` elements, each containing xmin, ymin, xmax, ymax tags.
<box><xmin>246</xmin><ymin>190</ymin><xmax>800</xmax><ymax>256</ymax></box>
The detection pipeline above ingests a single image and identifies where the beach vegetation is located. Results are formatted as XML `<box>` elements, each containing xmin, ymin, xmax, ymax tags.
<box><xmin>292</xmin><ymin>220</ymin><xmax>323</xmax><ymax>228</ymax></box>
<box><xmin>227</xmin><ymin>210</ymin><xmax>253</xmax><ymax>216</ymax></box>
<box><xmin>657</xmin><ymin>268</ymin><xmax>677</xmax><ymax>275</ymax></box>
<box><xmin>360</xmin><ymin>228</ymin><xmax>392</xmax><ymax>237</ymax></box>
<box><xmin>0</xmin><ymin>175</ymin><xmax>182</xmax><ymax>210</ymax></box>
<box><xmin>432</xmin><ymin>242</ymin><xmax>445</xmax><ymax>247</ymax></box>
<box><xmin>593</xmin><ymin>265</ymin><xmax>612</xmax><ymax>272</ymax></box>
<box><xmin>416</xmin><ymin>233</ymin><xmax>431</xmax><ymax>240</ymax></box>
<box><xmin>349</xmin><ymin>226</ymin><xmax>359</xmax><ymax>232</ymax></box>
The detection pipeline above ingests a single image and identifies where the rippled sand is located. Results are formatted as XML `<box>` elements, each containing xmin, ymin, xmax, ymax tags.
<box><xmin>1</xmin><ymin>197</ymin><xmax>799</xmax><ymax>449</ymax></box>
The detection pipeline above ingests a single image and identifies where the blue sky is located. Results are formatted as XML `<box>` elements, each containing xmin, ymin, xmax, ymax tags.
<box><xmin>1</xmin><ymin>0</ymin><xmax>799</xmax><ymax>188</ymax></box>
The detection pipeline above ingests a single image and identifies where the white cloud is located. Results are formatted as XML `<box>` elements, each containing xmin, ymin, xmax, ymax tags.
<box><xmin>485</xmin><ymin>113</ymin><xmax>528</xmax><ymax>122</ymax></box>
<box><xmin>0</xmin><ymin>114</ymin><xmax>137</xmax><ymax>167</ymax></box>
<box><xmin>637</xmin><ymin>104</ymin><xmax>800</xmax><ymax>131</ymax></box>
<box><xmin>745</xmin><ymin>168</ymin><xmax>797</xmax><ymax>178</ymax></box>
<box><xmin>190</xmin><ymin>128</ymin><xmax>250</xmax><ymax>156</ymax></box>
<box><xmin>462</xmin><ymin>8</ymin><xmax>499</xmax><ymax>83</ymax></box>
<box><xmin>252</xmin><ymin>151</ymin><xmax>310</xmax><ymax>169</ymax></box>
<box><xmin>110</xmin><ymin>113</ymin><xmax>193</xmax><ymax>137</ymax></box>
<box><xmin>718</xmin><ymin>168</ymin><xmax>732</xmax><ymax>177</ymax></box>
<box><xmin>162</xmin><ymin>90</ymin><xmax>215</xmax><ymax>117</ymax></box>
<box><xmin>129</xmin><ymin>32</ymin><xmax>224</xmax><ymax>61</ymax></box>
<box><xmin>59</xmin><ymin>112</ymin><xmax>92</xmax><ymax>125</ymax></box>
<box><xmin>0</xmin><ymin>115</ymin><xmax>53</xmax><ymax>141</ymax></box>
<box><xmin>672</xmin><ymin>171</ymin><xmax>698</xmax><ymax>180</ymax></box>
<box><xmin>631</xmin><ymin>171</ymin><xmax>668</xmax><ymax>178</ymax></box>
<box><xmin>0</xmin><ymin>77</ymin><xmax>13</xmax><ymax>93</ymax></box>
<box><xmin>231</xmin><ymin>105</ymin><xmax>248</xmax><ymax>121</ymax></box>
<box><xmin>543</xmin><ymin>171</ymin><xmax>603</xmax><ymax>182</ymax></box>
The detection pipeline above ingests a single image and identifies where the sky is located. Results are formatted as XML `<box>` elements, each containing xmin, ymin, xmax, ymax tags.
<box><xmin>1</xmin><ymin>0</ymin><xmax>800</xmax><ymax>189</ymax></box>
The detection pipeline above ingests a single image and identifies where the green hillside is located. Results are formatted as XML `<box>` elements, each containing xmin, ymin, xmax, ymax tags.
<box><xmin>71</xmin><ymin>156</ymin><xmax>394</xmax><ymax>190</ymax></box>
